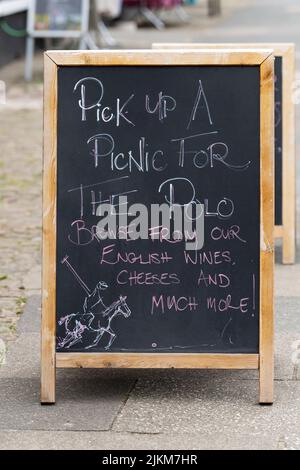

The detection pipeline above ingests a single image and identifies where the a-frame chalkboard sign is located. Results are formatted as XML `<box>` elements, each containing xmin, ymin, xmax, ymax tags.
<box><xmin>153</xmin><ymin>43</ymin><xmax>295</xmax><ymax>265</ymax></box>
<box><xmin>42</xmin><ymin>50</ymin><xmax>274</xmax><ymax>405</ymax></box>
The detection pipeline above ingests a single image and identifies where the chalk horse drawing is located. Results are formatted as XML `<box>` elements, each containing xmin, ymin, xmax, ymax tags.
<box><xmin>57</xmin><ymin>256</ymin><xmax>131</xmax><ymax>350</ymax></box>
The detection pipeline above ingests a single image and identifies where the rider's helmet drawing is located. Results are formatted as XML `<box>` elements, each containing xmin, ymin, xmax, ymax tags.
<box><xmin>83</xmin><ymin>281</ymin><xmax>109</xmax><ymax>315</ymax></box>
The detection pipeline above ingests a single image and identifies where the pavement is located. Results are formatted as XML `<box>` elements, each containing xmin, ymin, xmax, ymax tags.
<box><xmin>0</xmin><ymin>0</ymin><xmax>300</xmax><ymax>450</ymax></box>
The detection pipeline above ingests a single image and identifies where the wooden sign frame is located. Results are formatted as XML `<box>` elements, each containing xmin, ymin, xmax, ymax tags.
<box><xmin>153</xmin><ymin>43</ymin><xmax>296</xmax><ymax>265</ymax></box>
<box><xmin>42</xmin><ymin>49</ymin><xmax>274</xmax><ymax>405</ymax></box>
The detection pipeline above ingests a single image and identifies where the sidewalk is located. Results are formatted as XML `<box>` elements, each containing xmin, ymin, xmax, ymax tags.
<box><xmin>0</xmin><ymin>0</ymin><xmax>300</xmax><ymax>450</ymax></box>
<box><xmin>1</xmin><ymin>294</ymin><xmax>300</xmax><ymax>450</ymax></box>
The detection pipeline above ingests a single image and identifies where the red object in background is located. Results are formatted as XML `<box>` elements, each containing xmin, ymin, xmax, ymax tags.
<box><xmin>123</xmin><ymin>0</ymin><xmax>182</xmax><ymax>8</ymax></box>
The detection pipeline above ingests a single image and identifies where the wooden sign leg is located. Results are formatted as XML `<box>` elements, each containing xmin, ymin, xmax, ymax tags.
<box><xmin>282</xmin><ymin>129</ymin><xmax>296</xmax><ymax>264</ymax></box>
<box><xmin>42</xmin><ymin>53</ymin><xmax>58</xmax><ymax>405</ymax></box>
<box><xmin>282</xmin><ymin>172</ymin><xmax>296</xmax><ymax>264</ymax></box>
<box><xmin>259</xmin><ymin>54</ymin><xmax>274</xmax><ymax>405</ymax></box>
<box><xmin>282</xmin><ymin>44</ymin><xmax>296</xmax><ymax>265</ymax></box>
<box><xmin>259</xmin><ymin>254</ymin><xmax>274</xmax><ymax>405</ymax></box>
<box><xmin>259</xmin><ymin>353</ymin><xmax>274</xmax><ymax>405</ymax></box>
<box><xmin>41</xmin><ymin>339</ymin><xmax>56</xmax><ymax>404</ymax></box>
<box><xmin>282</xmin><ymin>224</ymin><xmax>296</xmax><ymax>265</ymax></box>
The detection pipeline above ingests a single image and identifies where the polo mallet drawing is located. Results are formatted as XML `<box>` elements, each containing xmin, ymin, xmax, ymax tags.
<box><xmin>61</xmin><ymin>255</ymin><xmax>92</xmax><ymax>296</ymax></box>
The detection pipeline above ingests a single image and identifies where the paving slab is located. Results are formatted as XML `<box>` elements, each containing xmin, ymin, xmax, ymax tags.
<box><xmin>0</xmin><ymin>429</ymin><xmax>279</xmax><ymax>451</ymax></box>
<box><xmin>113</xmin><ymin>378</ymin><xmax>300</xmax><ymax>439</ymax></box>
<box><xmin>0</xmin><ymin>333</ymin><xmax>40</xmax><ymax>379</ymax></box>
<box><xmin>275</xmin><ymin>265</ymin><xmax>300</xmax><ymax>297</ymax></box>
<box><xmin>0</xmin><ymin>374</ymin><xmax>134</xmax><ymax>432</ymax></box>
<box><xmin>200</xmin><ymin>0</ymin><xmax>300</xmax><ymax>43</ymax></box>
<box><xmin>17</xmin><ymin>296</ymin><xmax>40</xmax><ymax>334</ymax></box>
<box><xmin>274</xmin><ymin>297</ymin><xmax>300</xmax><ymax>382</ymax></box>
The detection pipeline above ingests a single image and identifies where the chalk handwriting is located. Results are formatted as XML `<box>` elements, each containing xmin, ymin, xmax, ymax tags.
<box><xmin>151</xmin><ymin>295</ymin><xmax>199</xmax><ymax>314</ymax></box>
<box><xmin>187</xmin><ymin>79</ymin><xmax>213</xmax><ymax>130</ymax></box>
<box><xmin>73</xmin><ymin>77</ymin><xmax>135</xmax><ymax>126</ymax></box>
<box><xmin>145</xmin><ymin>92</ymin><xmax>176</xmax><ymax>122</ymax></box>
<box><xmin>58</xmin><ymin>72</ymin><xmax>260</xmax><ymax>351</ymax></box>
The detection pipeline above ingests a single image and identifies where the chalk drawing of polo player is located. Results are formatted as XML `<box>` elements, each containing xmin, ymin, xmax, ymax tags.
<box><xmin>57</xmin><ymin>256</ymin><xmax>131</xmax><ymax>350</ymax></box>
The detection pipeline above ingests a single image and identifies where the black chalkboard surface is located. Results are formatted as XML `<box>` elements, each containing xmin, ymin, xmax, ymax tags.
<box><xmin>275</xmin><ymin>56</ymin><xmax>283</xmax><ymax>225</ymax></box>
<box><xmin>56</xmin><ymin>65</ymin><xmax>261</xmax><ymax>354</ymax></box>
<box><xmin>152</xmin><ymin>44</ymin><xmax>296</xmax><ymax>264</ymax></box>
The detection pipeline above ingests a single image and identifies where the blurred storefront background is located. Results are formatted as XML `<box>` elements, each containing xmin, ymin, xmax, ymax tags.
<box><xmin>0</xmin><ymin>0</ymin><xmax>228</xmax><ymax>68</ymax></box>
